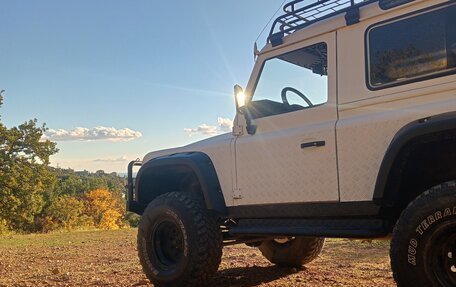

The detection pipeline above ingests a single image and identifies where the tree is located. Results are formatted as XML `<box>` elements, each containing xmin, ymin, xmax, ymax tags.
<box><xmin>0</xmin><ymin>91</ymin><xmax>58</xmax><ymax>232</ymax></box>
<box><xmin>84</xmin><ymin>188</ymin><xmax>124</xmax><ymax>230</ymax></box>
<box><xmin>42</xmin><ymin>196</ymin><xmax>84</xmax><ymax>231</ymax></box>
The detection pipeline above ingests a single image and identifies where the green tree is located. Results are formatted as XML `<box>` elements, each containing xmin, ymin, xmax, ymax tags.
<box><xmin>0</xmin><ymin>91</ymin><xmax>58</xmax><ymax>232</ymax></box>
<box><xmin>42</xmin><ymin>196</ymin><xmax>84</xmax><ymax>231</ymax></box>
<box><xmin>53</xmin><ymin>173</ymin><xmax>86</xmax><ymax>197</ymax></box>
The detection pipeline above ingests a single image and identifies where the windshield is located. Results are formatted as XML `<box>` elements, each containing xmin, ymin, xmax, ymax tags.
<box><xmin>249</xmin><ymin>42</ymin><xmax>328</xmax><ymax>119</ymax></box>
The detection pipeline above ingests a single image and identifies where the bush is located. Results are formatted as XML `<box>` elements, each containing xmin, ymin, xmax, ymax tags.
<box><xmin>125</xmin><ymin>212</ymin><xmax>141</xmax><ymax>227</ymax></box>
<box><xmin>0</xmin><ymin>218</ymin><xmax>11</xmax><ymax>235</ymax></box>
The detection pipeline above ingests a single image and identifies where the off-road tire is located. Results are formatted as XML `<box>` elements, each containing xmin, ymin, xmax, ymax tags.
<box><xmin>137</xmin><ymin>192</ymin><xmax>222</xmax><ymax>287</ymax></box>
<box><xmin>390</xmin><ymin>181</ymin><xmax>456</xmax><ymax>287</ymax></box>
<box><xmin>258</xmin><ymin>236</ymin><xmax>325</xmax><ymax>267</ymax></box>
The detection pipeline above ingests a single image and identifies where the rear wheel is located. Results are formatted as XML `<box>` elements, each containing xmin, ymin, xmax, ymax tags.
<box><xmin>258</xmin><ymin>236</ymin><xmax>325</xmax><ymax>267</ymax></box>
<box><xmin>390</xmin><ymin>181</ymin><xmax>456</xmax><ymax>287</ymax></box>
<box><xmin>137</xmin><ymin>192</ymin><xmax>222</xmax><ymax>287</ymax></box>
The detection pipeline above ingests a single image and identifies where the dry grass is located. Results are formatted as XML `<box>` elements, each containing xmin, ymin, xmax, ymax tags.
<box><xmin>0</xmin><ymin>229</ymin><xmax>395</xmax><ymax>286</ymax></box>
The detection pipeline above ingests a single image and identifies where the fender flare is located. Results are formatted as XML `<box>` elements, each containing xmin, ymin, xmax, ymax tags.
<box><xmin>134</xmin><ymin>152</ymin><xmax>227</xmax><ymax>215</ymax></box>
<box><xmin>373</xmin><ymin>111</ymin><xmax>456</xmax><ymax>203</ymax></box>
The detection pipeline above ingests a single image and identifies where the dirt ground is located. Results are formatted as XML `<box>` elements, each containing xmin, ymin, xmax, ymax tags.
<box><xmin>0</xmin><ymin>229</ymin><xmax>395</xmax><ymax>287</ymax></box>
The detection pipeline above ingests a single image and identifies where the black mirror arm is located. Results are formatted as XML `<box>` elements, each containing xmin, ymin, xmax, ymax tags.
<box><xmin>239</xmin><ymin>106</ymin><xmax>257</xmax><ymax>135</ymax></box>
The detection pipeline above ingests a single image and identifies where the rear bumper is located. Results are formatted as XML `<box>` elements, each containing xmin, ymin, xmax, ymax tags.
<box><xmin>126</xmin><ymin>160</ymin><xmax>144</xmax><ymax>214</ymax></box>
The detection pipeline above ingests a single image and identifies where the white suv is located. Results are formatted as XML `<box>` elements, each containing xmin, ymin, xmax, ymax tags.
<box><xmin>127</xmin><ymin>0</ymin><xmax>456</xmax><ymax>286</ymax></box>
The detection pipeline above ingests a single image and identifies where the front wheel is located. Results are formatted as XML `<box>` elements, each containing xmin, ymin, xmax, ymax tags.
<box><xmin>390</xmin><ymin>181</ymin><xmax>456</xmax><ymax>287</ymax></box>
<box><xmin>258</xmin><ymin>236</ymin><xmax>325</xmax><ymax>267</ymax></box>
<box><xmin>137</xmin><ymin>192</ymin><xmax>222</xmax><ymax>287</ymax></box>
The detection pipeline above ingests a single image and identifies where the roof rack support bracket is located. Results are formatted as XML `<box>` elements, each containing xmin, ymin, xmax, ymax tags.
<box><xmin>345</xmin><ymin>7</ymin><xmax>360</xmax><ymax>25</ymax></box>
<box><xmin>269</xmin><ymin>32</ymin><xmax>284</xmax><ymax>47</ymax></box>
<box><xmin>379</xmin><ymin>0</ymin><xmax>415</xmax><ymax>10</ymax></box>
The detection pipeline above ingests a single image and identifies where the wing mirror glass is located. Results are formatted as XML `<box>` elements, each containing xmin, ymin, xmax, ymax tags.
<box><xmin>233</xmin><ymin>84</ymin><xmax>257</xmax><ymax>135</ymax></box>
<box><xmin>234</xmin><ymin>84</ymin><xmax>246</xmax><ymax>112</ymax></box>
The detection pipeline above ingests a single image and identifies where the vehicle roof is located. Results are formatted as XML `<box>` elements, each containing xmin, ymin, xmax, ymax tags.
<box><xmin>258</xmin><ymin>0</ymin><xmax>433</xmax><ymax>55</ymax></box>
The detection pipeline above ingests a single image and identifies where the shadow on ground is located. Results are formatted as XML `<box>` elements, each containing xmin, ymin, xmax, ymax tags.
<box><xmin>210</xmin><ymin>265</ymin><xmax>299</xmax><ymax>287</ymax></box>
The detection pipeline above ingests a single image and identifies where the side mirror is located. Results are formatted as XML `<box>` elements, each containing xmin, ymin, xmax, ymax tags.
<box><xmin>234</xmin><ymin>84</ymin><xmax>246</xmax><ymax>113</ymax></box>
<box><xmin>233</xmin><ymin>84</ymin><xmax>257</xmax><ymax>135</ymax></box>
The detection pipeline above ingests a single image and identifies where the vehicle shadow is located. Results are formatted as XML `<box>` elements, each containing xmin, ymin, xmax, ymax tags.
<box><xmin>210</xmin><ymin>265</ymin><xmax>299</xmax><ymax>287</ymax></box>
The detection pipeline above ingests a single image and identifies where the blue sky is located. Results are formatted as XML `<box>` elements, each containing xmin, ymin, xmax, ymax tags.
<box><xmin>0</xmin><ymin>0</ymin><xmax>284</xmax><ymax>172</ymax></box>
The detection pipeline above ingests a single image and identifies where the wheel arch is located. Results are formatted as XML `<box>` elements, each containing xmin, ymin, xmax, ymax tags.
<box><xmin>134</xmin><ymin>152</ymin><xmax>227</xmax><ymax>215</ymax></box>
<box><xmin>373</xmin><ymin>111</ymin><xmax>456</xmax><ymax>220</ymax></box>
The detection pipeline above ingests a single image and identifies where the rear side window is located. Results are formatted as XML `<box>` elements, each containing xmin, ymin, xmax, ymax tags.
<box><xmin>367</xmin><ymin>4</ymin><xmax>456</xmax><ymax>89</ymax></box>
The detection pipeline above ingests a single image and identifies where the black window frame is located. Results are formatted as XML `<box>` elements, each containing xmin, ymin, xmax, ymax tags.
<box><xmin>365</xmin><ymin>2</ymin><xmax>456</xmax><ymax>91</ymax></box>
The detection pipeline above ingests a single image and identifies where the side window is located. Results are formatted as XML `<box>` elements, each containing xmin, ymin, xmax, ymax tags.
<box><xmin>248</xmin><ymin>42</ymin><xmax>328</xmax><ymax>119</ymax></box>
<box><xmin>367</xmin><ymin>4</ymin><xmax>456</xmax><ymax>89</ymax></box>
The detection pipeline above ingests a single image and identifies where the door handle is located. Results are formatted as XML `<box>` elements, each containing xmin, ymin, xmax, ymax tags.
<box><xmin>301</xmin><ymin>141</ymin><xmax>325</xmax><ymax>149</ymax></box>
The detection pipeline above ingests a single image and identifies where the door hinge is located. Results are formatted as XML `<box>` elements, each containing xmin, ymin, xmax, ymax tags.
<box><xmin>233</xmin><ymin>188</ymin><xmax>243</xmax><ymax>199</ymax></box>
<box><xmin>233</xmin><ymin>125</ymin><xmax>244</xmax><ymax>136</ymax></box>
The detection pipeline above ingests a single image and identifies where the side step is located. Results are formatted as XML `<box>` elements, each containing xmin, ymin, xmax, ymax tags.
<box><xmin>229</xmin><ymin>218</ymin><xmax>390</xmax><ymax>239</ymax></box>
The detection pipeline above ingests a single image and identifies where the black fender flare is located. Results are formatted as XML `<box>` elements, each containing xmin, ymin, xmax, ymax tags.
<box><xmin>373</xmin><ymin>111</ymin><xmax>456</xmax><ymax>204</ymax></box>
<box><xmin>134</xmin><ymin>152</ymin><xmax>227</xmax><ymax>215</ymax></box>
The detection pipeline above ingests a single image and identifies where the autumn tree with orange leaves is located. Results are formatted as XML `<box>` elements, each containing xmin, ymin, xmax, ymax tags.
<box><xmin>84</xmin><ymin>189</ymin><xmax>125</xmax><ymax>230</ymax></box>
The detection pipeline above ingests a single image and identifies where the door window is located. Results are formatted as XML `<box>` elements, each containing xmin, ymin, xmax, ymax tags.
<box><xmin>248</xmin><ymin>42</ymin><xmax>328</xmax><ymax>119</ymax></box>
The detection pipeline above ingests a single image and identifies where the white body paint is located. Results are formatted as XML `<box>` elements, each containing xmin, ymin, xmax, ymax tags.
<box><xmin>142</xmin><ymin>0</ymin><xmax>456</xmax><ymax>207</ymax></box>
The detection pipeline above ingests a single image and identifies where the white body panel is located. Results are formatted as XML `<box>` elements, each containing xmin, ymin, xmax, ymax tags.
<box><xmin>143</xmin><ymin>133</ymin><xmax>236</xmax><ymax>206</ymax></box>
<box><xmin>336</xmin><ymin>0</ymin><xmax>456</xmax><ymax>201</ymax></box>
<box><xmin>337</xmin><ymin>88</ymin><xmax>456</xmax><ymax>201</ymax></box>
<box><xmin>141</xmin><ymin>0</ymin><xmax>455</xmax><ymax>207</ymax></box>
<box><xmin>233</xmin><ymin>33</ymin><xmax>339</xmax><ymax>205</ymax></box>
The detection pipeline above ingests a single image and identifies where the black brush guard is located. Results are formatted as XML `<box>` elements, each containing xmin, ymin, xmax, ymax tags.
<box><xmin>126</xmin><ymin>160</ymin><xmax>144</xmax><ymax>214</ymax></box>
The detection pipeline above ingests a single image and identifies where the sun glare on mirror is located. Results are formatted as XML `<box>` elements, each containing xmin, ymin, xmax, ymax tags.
<box><xmin>236</xmin><ymin>90</ymin><xmax>246</xmax><ymax>107</ymax></box>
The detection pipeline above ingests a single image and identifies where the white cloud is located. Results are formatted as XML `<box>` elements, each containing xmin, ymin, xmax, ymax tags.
<box><xmin>184</xmin><ymin>117</ymin><xmax>233</xmax><ymax>137</ymax></box>
<box><xmin>217</xmin><ymin>117</ymin><xmax>233</xmax><ymax>132</ymax></box>
<box><xmin>184</xmin><ymin>124</ymin><xmax>218</xmax><ymax>136</ymax></box>
<box><xmin>93</xmin><ymin>156</ymin><xmax>128</xmax><ymax>162</ymax></box>
<box><xmin>43</xmin><ymin>126</ymin><xmax>142</xmax><ymax>142</ymax></box>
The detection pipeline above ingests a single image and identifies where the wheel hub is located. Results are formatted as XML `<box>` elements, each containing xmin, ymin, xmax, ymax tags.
<box><xmin>426</xmin><ymin>224</ymin><xmax>456</xmax><ymax>286</ymax></box>
<box><xmin>443</xmin><ymin>241</ymin><xmax>456</xmax><ymax>277</ymax></box>
<box><xmin>152</xmin><ymin>220</ymin><xmax>184</xmax><ymax>268</ymax></box>
<box><xmin>448</xmin><ymin>248</ymin><xmax>456</xmax><ymax>273</ymax></box>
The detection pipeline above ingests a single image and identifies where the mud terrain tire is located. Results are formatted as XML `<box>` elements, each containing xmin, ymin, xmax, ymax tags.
<box><xmin>258</xmin><ymin>236</ymin><xmax>325</xmax><ymax>267</ymax></box>
<box><xmin>390</xmin><ymin>181</ymin><xmax>456</xmax><ymax>287</ymax></box>
<box><xmin>137</xmin><ymin>192</ymin><xmax>222</xmax><ymax>287</ymax></box>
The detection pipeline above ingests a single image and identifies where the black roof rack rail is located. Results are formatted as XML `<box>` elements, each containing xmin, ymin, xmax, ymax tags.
<box><xmin>267</xmin><ymin>0</ymin><xmax>394</xmax><ymax>46</ymax></box>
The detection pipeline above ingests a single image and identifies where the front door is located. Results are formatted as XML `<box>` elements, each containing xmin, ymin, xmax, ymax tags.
<box><xmin>234</xmin><ymin>33</ymin><xmax>338</xmax><ymax>206</ymax></box>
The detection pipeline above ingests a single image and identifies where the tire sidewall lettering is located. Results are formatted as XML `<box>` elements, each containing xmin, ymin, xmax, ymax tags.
<box><xmin>407</xmin><ymin>238</ymin><xmax>417</xmax><ymax>266</ymax></box>
<box><xmin>406</xmin><ymin>206</ymin><xmax>456</xmax><ymax>266</ymax></box>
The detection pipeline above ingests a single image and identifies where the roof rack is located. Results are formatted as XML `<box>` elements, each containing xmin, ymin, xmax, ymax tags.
<box><xmin>268</xmin><ymin>0</ymin><xmax>378</xmax><ymax>46</ymax></box>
